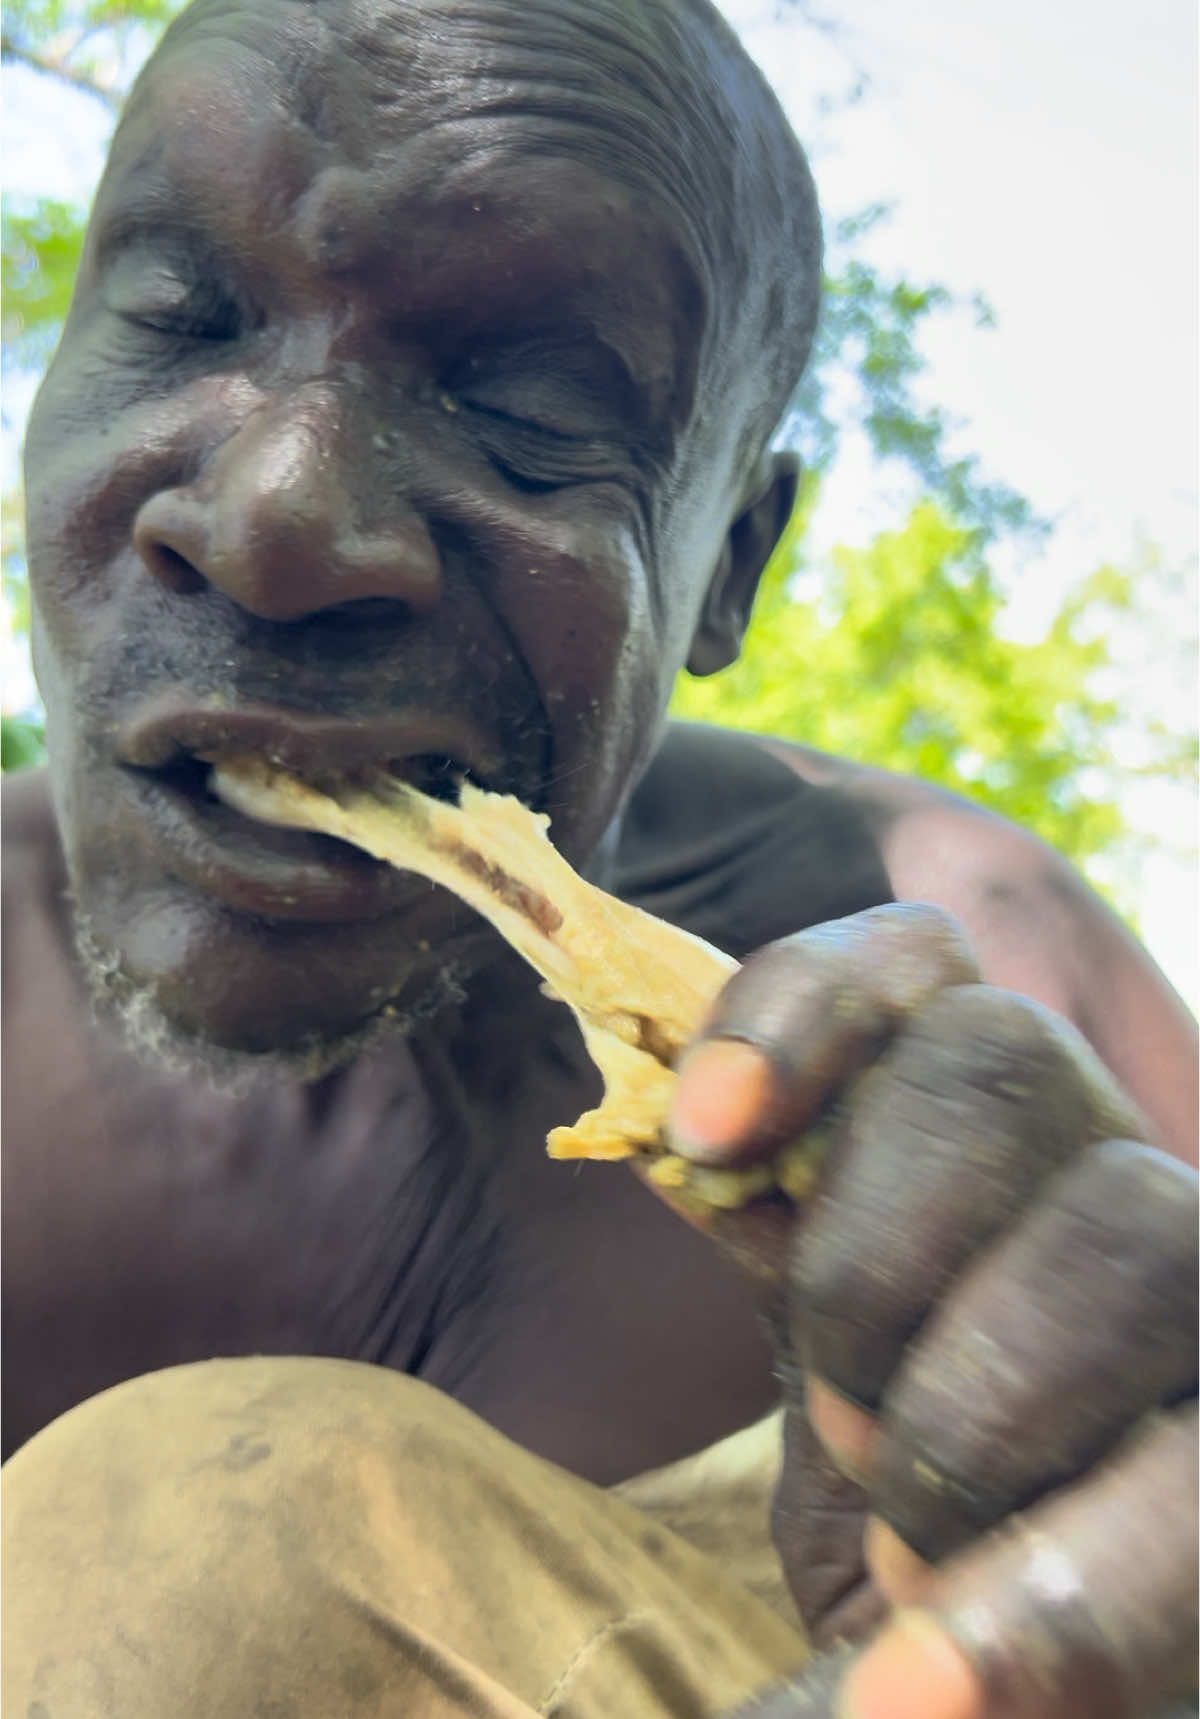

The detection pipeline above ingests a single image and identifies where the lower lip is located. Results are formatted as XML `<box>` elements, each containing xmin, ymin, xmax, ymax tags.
<box><xmin>120</xmin><ymin>763</ymin><xmax>446</xmax><ymax>924</ymax></box>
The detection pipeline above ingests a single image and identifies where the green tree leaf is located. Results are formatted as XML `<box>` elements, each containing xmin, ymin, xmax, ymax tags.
<box><xmin>2</xmin><ymin>198</ymin><xmax>87</xmax><ymax>366</ymax></box>
<box><xmin>671</xmin><ymin>493</ymin><xmax>1153</xmax><ymax>888</ymax></box>
<box><xmin>1</xmin><ymin>713</ymin><xmax>46</xmax><ymax>771</ymax></box>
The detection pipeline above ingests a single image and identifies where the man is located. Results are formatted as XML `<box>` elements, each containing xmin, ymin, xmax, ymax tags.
<box><xmin>3</xmin><ymin>0</ymin><xmax>1196</xmax><ymax>1713</ymax></box>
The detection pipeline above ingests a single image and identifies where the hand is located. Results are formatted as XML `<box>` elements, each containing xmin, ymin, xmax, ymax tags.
<box><xmin>665</xmin><ymin>904</ymin><xmax>1198</xmax><ymax>1719</ymax></box>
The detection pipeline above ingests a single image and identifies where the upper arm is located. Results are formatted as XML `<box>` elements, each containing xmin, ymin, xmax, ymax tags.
<box><xmin>882</xmin><ymin>803</ymin><xmax>1198</xmax><ymax>1163</ymax></box>
<box><xmin>760</xmin><ymin>738</ymin><xmax>1199</xmax><ymax>1165</ymax></box>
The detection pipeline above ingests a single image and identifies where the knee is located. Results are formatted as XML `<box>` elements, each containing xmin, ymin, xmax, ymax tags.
<box><xmin>4</xmin><ymin>1354</ymin><xmax>466</xmax><ymax>1526</ymax></box>
<box><xmin>2</xmin><ymin>1357</ymin><xmax>484</xmax><ymax>1718</ymax></box>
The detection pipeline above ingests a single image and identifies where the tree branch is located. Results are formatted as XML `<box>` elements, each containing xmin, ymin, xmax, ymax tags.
<box><xmin>0</xmin><ymin>33</ymin><xmax>121</xmax><ymax>110</ymax></box>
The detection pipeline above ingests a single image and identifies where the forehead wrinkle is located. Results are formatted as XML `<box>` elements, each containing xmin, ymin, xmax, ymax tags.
<box><xmin>107</xmin><ymin>0</ymin><xmax>817</xmax><ymax>464</ymax></box>
<box><xmin>412</xmin><ymin>123</ymin><xmax>704</xmax><ymax>428</ymax></box>
<box><xmin>104</xmin><ymin>22</ymin><xmax>325</xmax><ymax>226</ymax></box>
<box><xmin>367</xmin><ymin>0</ymin><xmax>820</xmax><ymax>443</ymax></box>
<box><xmin>143</xmin><ymin>0</ymin><xmax>329</xmax><ymax>86</ymax></box>
<box><xmin>124</xmin><ymin>0</ymin><xmax>727</xmax><ymax>299</ymax></box>
<box><xmin>337</xmin><ymin>0</ymin><xmax>739</xmax><ymax>321</ymax></box>
<box><xmin>430</xmin><ymin>95</ymin><xmax>714</xmax><ymax>273</ymax></box>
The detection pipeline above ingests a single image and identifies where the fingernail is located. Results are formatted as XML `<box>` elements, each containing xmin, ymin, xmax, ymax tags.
<box><xmin>667</xmin><ymin>1038</ymin><xmax>774</xmax><ymax>1160</ymax></box>
<box><xmin>864</xmin><ymin>1517</ymin><xmax>941</xmax><ymax>1607</ymax></box>
<box><xmin>838</xmin><ymin>1611</ymin><xmax>981</xmax><ymax>1719</ymax></box>
<box><xmin>806</xmin><ymin>1377</ymin><xmax>881</xmax><ymax>1484</ymax></box>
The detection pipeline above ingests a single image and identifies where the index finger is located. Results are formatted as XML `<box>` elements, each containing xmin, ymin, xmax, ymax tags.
<box><xmin>669</xmin><ymin>902</ymin><xmax>979</xmax><ymax>1166</ymax></box>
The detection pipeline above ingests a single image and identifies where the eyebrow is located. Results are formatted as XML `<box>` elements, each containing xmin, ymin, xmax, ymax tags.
<box><xmin>91</xmin><ymin>191</ymin><xmax>224</xmax><ymax>278</ymax></box>
<box><xmin>422</xmin><ymin>216</ymin><xmax>692</xmax><ymax>434</ymax></box>
<box><xmin>88</xmin><ymin>167</ymin><xmax>696</xmax><ymax>436</ymax></box>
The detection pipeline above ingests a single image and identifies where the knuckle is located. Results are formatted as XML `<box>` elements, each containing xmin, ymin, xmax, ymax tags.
<box><xmin>868</xmin><ymin>1145</ymin><xmax>1198</xmax><ymax>1562</ymax></box>
<box><xmin>710</xmin><ymin>935</ymin><xmax>831</xmax><ymax>1033</ymax></box>
<box><xmin>913</xmin><ymin>983</ymin><xmax>1071</xmax><ymax>1070</ymax></box>
<box><xmin>1048</xmin><ymin>1139</ymin><xmax>1199</xmax><ymax>1297</ymax></box>
<box><xmin>873</xmin><ymin>1366</ymin><xmax>1016</xmax><ymax>1559</ymax></box>
<box><xmin>787</xmin><ymin>1266</ymin><xmax>914</xmax><ymax>1414</ymax></box>
<box><xmin>865</xmin><ymin>899</ymin><xmax>980</xmax><ymax>985</ymax></box>
<box><xmin>938</xmin><ymin>1407</ymin><xmax>1199</xmax><ymax>1718</ymax></box>
<box><xmin>830</xmin><ymin>898</ymin><xmax>973</xmax><ymax>955</ymax></box>
<box><xmin>709</xmin><ymin>902</ymin><xmax>980</xmax><ymax>1045</ymax></box>
<box><xmin>910</xmin><ymin>986</ymin><xmax>1145</xmax><ymax>1139</ymax></box>
<box><xmin>1083</xmin><ymin>1136</ymin><xmax>1198</xmax><ymax>1216</ymax></box>
<box><xmin>791</xmin><ymin>1194</ymin><xmax>891</xmax><ymax>1326</ymax></box>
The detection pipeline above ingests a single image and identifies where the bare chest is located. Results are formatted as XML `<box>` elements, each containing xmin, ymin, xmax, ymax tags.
<box><xmin>1</xmin><ymin>994</ymin><xmax>464</xmax><ymax>1449</ymax></box>
<box><xmin>3</xmin><ymin>971</ymin><xmax>775</xmax><ymax>1479</ymax></box>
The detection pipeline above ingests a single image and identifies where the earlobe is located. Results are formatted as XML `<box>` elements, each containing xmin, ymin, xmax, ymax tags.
<box><xmin>685</xmin><ymin>450</ymin><xmax>800</xmax><ymax>678</ymax></box>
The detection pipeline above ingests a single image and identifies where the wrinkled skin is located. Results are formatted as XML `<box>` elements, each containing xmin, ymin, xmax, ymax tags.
<box><xmin>11</xmin><ymin>0</ymin><xmax>1198</xmax><ymax>1714</ymax></box>
<box><xmin>671</xmin><ymin>908</ymin><xmax>1197</xmax><ymax>1718</ymax></box>
<box><xmin>26</xmin><ymin>0</ymin><xmax>797</xmax><ymax>1055</ymax></box>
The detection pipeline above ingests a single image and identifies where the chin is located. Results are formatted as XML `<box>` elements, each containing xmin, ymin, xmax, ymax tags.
<box><xmin>70</xmin><ymin>902</ymin><xmax>469</xmax><ymax>1090</ymax></box>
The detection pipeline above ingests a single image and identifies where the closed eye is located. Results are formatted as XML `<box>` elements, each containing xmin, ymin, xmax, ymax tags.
<box><xmin>102</xmin><ymin>248</ymin><xmax>248</xmax><ymax>343</ymax></box>
<box><xmin>460</xmin><ymin>401</ymin><xmax>636</xmax><ymax>492</ymax></box>
<box><xmin>458</xmin><ymin>399</ymin><xmax>592</xmax><ymax>443</ymax></box>
<box><xmin>117</xmin><ymin>291</ymin><xmax>242</xmax><ymax>342</ymax></box>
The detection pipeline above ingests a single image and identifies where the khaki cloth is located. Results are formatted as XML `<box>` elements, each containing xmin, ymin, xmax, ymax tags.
<box><xmin>3</xmin><ymin>1356</ymin><xmax>808</xmax><ymax>1717</ymax></box>
<box><xmin>613</xmin><ymin>1407</ymin><xmax>799</xmax><ymax>1632</ymax></box>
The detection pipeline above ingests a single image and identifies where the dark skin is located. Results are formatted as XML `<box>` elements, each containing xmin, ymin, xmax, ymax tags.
<box><xmin>5</xmin><ymin>1</ymin><xmax>1197</xmax><ymax>1714</ymax></box>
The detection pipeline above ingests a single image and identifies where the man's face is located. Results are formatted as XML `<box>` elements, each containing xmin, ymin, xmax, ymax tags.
<box><xmin>25</xmin><ymin>0</ymin><xmax>764</xmax><ymax>1061</ymax></box>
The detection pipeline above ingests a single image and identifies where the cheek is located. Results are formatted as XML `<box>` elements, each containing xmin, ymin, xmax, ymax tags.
<box><xmin>528</xmin><ymin>548</ymin><xmax>656</xmax><ymax>709</ymax></box>
<box><xmin>23</xmin><ymin>355</ymin><xmax>266</xmax><ymax>726</ymax></box>
<box><xmin>25</xmin><ymin>335</ymin><xmax>258</xmax><ymax>605</ymax></box>
<box><xmin>491</xmin><ymin>511</ymin><xmax>670</xmax><ymax>854</ymax></box>
<box><xmin>23</xmin><ymin>363</ymin><xmax>198</xmax><ymax>822</ymax></box>
<box><xmin>25</xmin><ymin>366</ymin><xmax>154</xmax><ymax>629</ymax></box>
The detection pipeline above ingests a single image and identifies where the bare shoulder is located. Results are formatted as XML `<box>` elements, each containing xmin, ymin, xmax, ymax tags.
<box><xmin>3</xmin><ymin>768</ymin><xmax>66</xmax><ymax>896</ymax></box>
<box><xmin>757</xmin><ymin>735</ymin><xmax>1198</xmax><ymax>1163</ymax></box>
<box><xmin>752</xmin><ymin>732</ymin><xmax>1145</xmax><ymax>993</ymax></box>
<box><xmin>3</xmin><ymin>769</ymin><xmax>72</xmax><ymax>981</ymax></box>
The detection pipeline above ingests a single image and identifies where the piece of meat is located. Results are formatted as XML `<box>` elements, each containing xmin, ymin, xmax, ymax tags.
<box><xmin>212</xmin><ymin>760</ymin><xmax>823</xmax><ymax>1213</ymax></box>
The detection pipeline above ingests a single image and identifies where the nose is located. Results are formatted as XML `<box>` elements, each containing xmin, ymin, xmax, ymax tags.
<box><xmin>131</xmin><ymin>387</ymin><xmax>442</xmax><ymax>622</ymax></box>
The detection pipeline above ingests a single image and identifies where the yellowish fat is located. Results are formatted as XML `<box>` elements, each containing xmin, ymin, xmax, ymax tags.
<box><xmin>211</xmin><ymin>757</ymin><xmax>825</xmax><ymax>1210</ymax></box>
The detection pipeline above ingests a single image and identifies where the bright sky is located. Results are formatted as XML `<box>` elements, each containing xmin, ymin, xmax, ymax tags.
<box><xmin>4</xmin><ymin>0</ymin><xmax>1197</xmax><ymax>1002</ymax></box>
<box><xmin>720</xmin><ymin>0</ymin><xmax>1199</xmax><ymax>1006</ymax></box>
<box><xmin>728</xmin><ymin>0</ymin><xmax>1199</xmax><ymax>574</ymax></box>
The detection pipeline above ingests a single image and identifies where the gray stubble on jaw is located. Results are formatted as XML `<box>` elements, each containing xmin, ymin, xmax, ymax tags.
<box><xmin>69</xmin><ymin>905</ymin><xmax>469</xmax><ymax>1094</ymax></box>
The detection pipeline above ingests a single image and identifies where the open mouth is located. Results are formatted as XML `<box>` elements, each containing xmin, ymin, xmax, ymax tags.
<box><xmin>118</xmin><ymin>748</ymin><xmax>493</xmax><ymax>924</ymax></box>
<box><xmin>111</xmin><ymin>698</ymin><xmax>519</xmax><ymax>921</ymax></box>
<box><xmin>343</xmin><ymin>752</ymin><xmax>470</xmax><ymax>806</ymax></box>
<box><xmin>156</xmin><ymin>749</ymin><xmax>473</xmax><ymax>810</ymax></box>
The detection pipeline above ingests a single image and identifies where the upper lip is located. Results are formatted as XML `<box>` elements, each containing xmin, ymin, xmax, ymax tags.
<box><xmin>115</xmin><ymin>695</ymin><xmax>505</xmax><ymax>788</ymax></box>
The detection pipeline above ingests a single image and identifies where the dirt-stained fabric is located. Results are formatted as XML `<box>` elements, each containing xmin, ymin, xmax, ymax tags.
<box><xmin>3</xmin><ymin>1356</ymin><xmax>808</xmax><ymax>1718</ymax></box>
<box><xmin>612</xmin><ymin>1407</ymin><xmax>801</xmax><ymax>1632</ymax></box>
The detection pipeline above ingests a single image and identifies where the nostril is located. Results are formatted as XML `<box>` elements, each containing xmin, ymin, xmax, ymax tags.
<box><xmin>132</xmin><ymin>493</ymin><xmax>210</xmax><ymax>594</ymax></box>
<box><xmin>142</xmin><ymin>540</ymin><xmax>206</xmax><ymax>595</ymax></box>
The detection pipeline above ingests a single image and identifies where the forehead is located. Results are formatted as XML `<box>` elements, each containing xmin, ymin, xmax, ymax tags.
<box><xmin>94</xmin><ymin>0</ymin><xmax>719</xmax><ymax>410</ymax></box>
<box><xmin>106</xmin><ymin>0</ymin><xmax>721</xmax><ymax>270</ymax></box>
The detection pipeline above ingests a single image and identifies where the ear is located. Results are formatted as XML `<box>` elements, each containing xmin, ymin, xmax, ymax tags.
<box><xmin>686</xmin><ymin>450</ymin><xmax>800</xmax><ymax>677</ymax></box>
